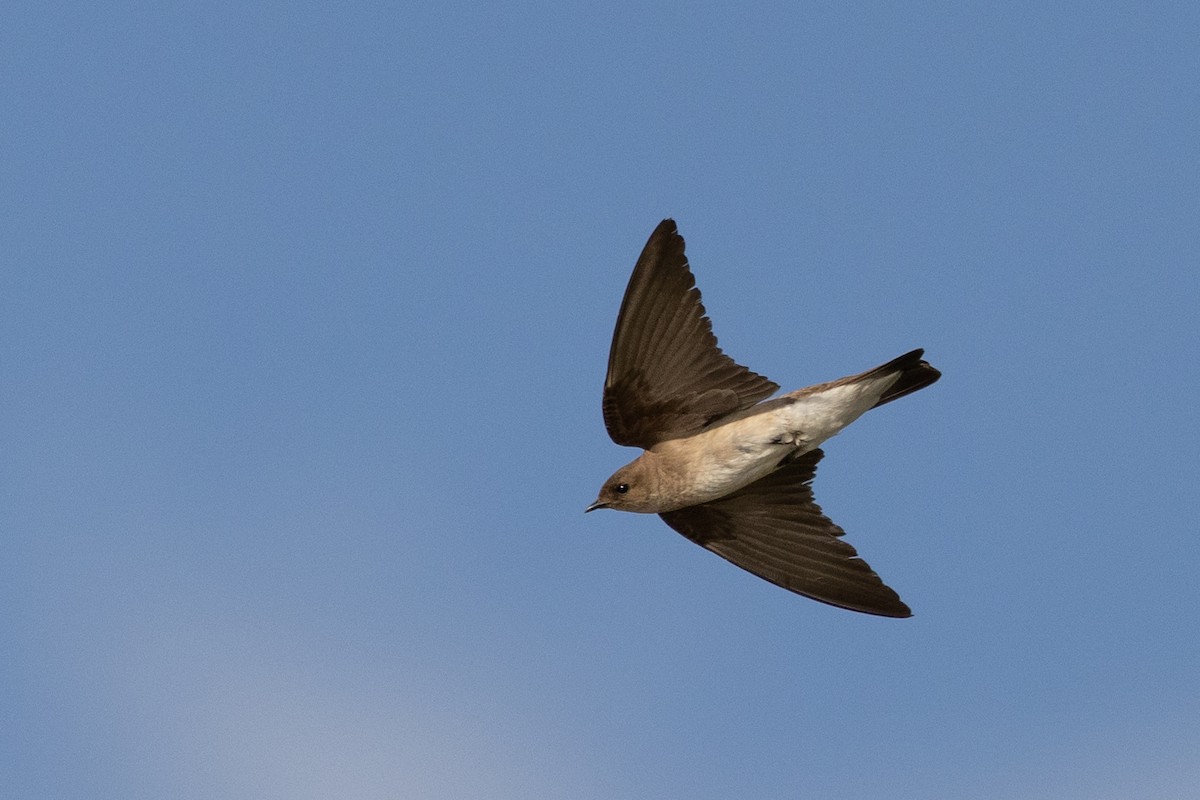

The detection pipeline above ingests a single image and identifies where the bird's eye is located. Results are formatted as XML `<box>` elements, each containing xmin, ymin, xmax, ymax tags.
<box><xmin>615</xmin><ymin>483</ymin><xmax>629</xmax><ymax>494</ymax></box>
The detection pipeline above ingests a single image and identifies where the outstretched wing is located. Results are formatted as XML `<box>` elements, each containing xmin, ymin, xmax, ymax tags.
<box><xmin>602</xmin><ymin>219</ymin><xmax>778</xmax><ymax>449</ymax></box>
<box><xmin>659</xmin><ymin>449</ymin><xmax>911</xmax><ymax>617</ymax></box>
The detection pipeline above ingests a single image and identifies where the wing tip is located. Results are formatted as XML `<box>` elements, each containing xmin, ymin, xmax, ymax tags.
<box><xmin>788</xmin><ymin>578</ymin><xmax>913</xmax><ymax>618</ymax></box>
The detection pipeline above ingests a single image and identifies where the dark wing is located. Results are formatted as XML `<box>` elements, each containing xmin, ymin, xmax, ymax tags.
<box><xmin>659</xmin><ymin>449</ymin><xmax>911</xmax><ymax>617</ymax></box>
<box><xmin>602</xmin><ymin>219</ymin><xmax>779</xmax><ymax>449</ymax></box>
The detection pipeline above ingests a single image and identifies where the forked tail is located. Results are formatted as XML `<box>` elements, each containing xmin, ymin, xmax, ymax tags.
<box><xmin>865</xmin><ymin>348</ymin><xmax>941</xmax><ymax>408</ymax></box>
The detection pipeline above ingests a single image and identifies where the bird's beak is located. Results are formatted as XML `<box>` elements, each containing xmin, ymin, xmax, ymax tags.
<box><xmin>585</xmin><ymin>499</ymin><xmax>608</xmax><ymax>513</ymax></box>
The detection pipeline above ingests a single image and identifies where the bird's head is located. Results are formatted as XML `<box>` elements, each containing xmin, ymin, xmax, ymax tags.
<box><xmin>586</xmin><ymin>456</ymin><xmax>662</xmax><ymax>514</ymax></box>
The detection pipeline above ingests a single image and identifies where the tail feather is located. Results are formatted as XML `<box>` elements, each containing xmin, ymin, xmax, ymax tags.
<box><xmin>864</xmin><ymin>348</ymin><xmax>941</xmax><ymax>408</ymax></box>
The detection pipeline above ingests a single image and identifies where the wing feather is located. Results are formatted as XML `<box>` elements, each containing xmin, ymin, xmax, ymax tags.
<box><xmin>602</xmin><ymin>220</ymin><xmax>778</xmax><ymax>448</ymax></box>
<box><xmin>659</xmin><ymin>449</ymin><xmax>911</xmax><ymax>617</ymax></box>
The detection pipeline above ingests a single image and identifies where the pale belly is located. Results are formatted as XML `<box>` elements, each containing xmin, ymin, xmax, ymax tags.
<box><xmin>652</xmin><ymin>380</ymin><xmax>888</xmax><ymax>508</ymax></box>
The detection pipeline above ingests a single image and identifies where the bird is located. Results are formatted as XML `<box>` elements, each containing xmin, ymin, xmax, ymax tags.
<box><xmin>586</xmin><ymin>219</ymin><xmax>940</xmax><ymax>617</ymax></box>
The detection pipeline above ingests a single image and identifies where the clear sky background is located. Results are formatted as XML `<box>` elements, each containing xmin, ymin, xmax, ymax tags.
<box><xmin>4</xmin><ymin>3</ymin><xmax>1198</xmax><ymax>799</ymax></box>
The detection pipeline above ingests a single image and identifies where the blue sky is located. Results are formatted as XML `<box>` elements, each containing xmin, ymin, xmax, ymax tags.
<box><xmin>4</xmin><ymin>3</ymin><xmax>1198</xmax><ymax>798</ymax></box>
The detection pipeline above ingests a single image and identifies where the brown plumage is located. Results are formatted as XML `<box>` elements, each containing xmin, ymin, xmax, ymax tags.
<box><xmin>588</xmin><ymin>219</ymin><xmax>940</xmax><ymax>617</ymax></box>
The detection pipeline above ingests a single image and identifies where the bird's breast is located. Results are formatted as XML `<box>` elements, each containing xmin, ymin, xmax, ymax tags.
<box><xmin>652</xmin><ymin>422</ymin><xmax>796</xmax><ymax>509</ymax></box>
